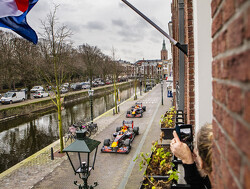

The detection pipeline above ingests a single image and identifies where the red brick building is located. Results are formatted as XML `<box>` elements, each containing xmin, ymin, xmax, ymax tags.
<box><xmin>171</xmin><ymin>0</ymin><xmax>249</xmax><ymax>188</ymax></box>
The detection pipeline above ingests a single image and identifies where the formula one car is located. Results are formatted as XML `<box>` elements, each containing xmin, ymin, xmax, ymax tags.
<box><xmin>101</xmin><ymin>120</ymin><xmax>139</xmax><ymax>154</ymax></box>
<box><xmin>126</xmin><ymin>102</ymin><xmax>146</xmax><ymax>118</ymax></box>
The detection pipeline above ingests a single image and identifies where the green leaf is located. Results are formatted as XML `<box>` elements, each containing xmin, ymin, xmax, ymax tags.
<box><xmin>150</xmin><ymin>177</ymin><xmax>155</xmax><ymax>182</ymax></box>
<box><xmin>133</xmin><ymin>155</ymin><xmax>139</xmax><ymax>161</ymax></box>
<box><xmin>160</xmin><ymin>159</ymin><xmax>166</xmax><ymax>166</ymax></box>
<box><xmin>146</xmin><ymin>157</ymin><xmax>151</xmax><ymax>164</ymax></box>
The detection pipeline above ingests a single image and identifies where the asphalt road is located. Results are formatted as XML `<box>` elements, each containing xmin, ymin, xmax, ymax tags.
<box><xmin>33</xmin><ymin>82</ymin><xmax>172</xmax><ymax>189</ymax></box>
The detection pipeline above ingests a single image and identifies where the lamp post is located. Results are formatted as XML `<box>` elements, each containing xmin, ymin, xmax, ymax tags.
<box><xmin>161</xmin><ymin>79</ymin><xmax>164</xmax><ymax>105</ymax></box>
<box><xmin>88</xmin><ymin>89</ymin><xmax>94</xmax><ymax>124</ymax></box>
<box><xmin>63</xmin><ymin>130</ymin><xmax>101</xmax><ymax>189</ymax></box>
<box><xmin>139</xmin><ymin>77</ymin><xmax>142</xmax><ymax>96</ymax></box>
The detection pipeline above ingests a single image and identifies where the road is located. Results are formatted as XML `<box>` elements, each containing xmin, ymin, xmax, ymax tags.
<box><xmin>33</xmin><ymin>82</ymin><xmax>172</xmax><ymax>189</ymax></box>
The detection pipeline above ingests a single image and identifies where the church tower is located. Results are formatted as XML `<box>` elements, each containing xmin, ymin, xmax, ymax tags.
<box><xmin>161</xmin><ymin>40</ymin><xmax>168</xmax><ymax>60</ymax></box>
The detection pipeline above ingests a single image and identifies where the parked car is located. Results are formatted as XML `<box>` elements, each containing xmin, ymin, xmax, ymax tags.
<box><xmin>30</xmin><ymin>86</ymin><xmax>44</xmax><ymax>93</ymax></box>
<box><xmin>97</xmin><ymin>81</ymin><xmax>105</xmax><ymax>86</ymax></box>
<box><xmin>92</xmin><ymin>81</ymin><xmax>99</xmax><ymax>87</ymax></box>
<box><xmin>105</xmin><ymin>80</ymin><xmax>112</xmax><ymax>85</ymax></box>
<box><xmin>70</xmin><ymin>83</ymin><xmax>82</xmax><ymax>91</ymax></box>
<box><xmin>33</xmin><ymin>91</ymin><xmax>49</xmax><ymax>98</ymax></box>
<box><xmin>1</xmin><ymin>91</ymin><xmax>25</xmax><ymax>104</ymax></box>
<box><xmin>81</xmin><ymin>82</ymin><xmax>90</xmax><ymax>89</ymax></box>
<box><xmin>20</xmin><ymin>88</ymin><xmax>28</xmax><ymax>99</ymax></box>
<box><xmin>60</xmin><ymin>87</ymin><xmax>68</xmax><ymax>94</ymax></box>
<box><xmin>62</xmin><ymin>83</ymin><xmax>69</xmax><ymax>88</ymax></box>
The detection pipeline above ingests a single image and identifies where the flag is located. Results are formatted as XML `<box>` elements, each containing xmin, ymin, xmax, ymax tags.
<box><xmin>0</xmin><ymin>0</ymin><xmax>39</xmax><ymax>44</ymax></box>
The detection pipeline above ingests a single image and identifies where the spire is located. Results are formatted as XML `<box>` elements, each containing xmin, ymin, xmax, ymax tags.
<box><xmin>162</xmin><ymin>39</ymin><xmax>166</xmax><ymax>51</ymax></box>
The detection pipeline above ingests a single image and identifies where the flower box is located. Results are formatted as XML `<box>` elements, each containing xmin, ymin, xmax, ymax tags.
<box><xmin>161</xmin><ymin>127</ymin><xmax>176</xmax><ymax>140</ymax></box>
<box><xmin>138</xmin><ymin>144</ymin><xmax>178</xmax><ymax>189</ymax></box>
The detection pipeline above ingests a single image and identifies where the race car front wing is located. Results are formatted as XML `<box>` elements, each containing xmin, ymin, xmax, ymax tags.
<box><xmin>101</xmin><ymin>146</ymin><xmax>130</xmax><ymax>154</ymax></box>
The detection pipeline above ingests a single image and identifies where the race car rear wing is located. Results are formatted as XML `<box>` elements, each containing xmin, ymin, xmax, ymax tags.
<box><xmin>123</xmin><ymin>120</ymin><xmax>134</xmax><ymax>128</ymax></box>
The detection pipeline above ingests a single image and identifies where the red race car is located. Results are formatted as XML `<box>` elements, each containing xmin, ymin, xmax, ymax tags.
<box><xmin>126</xmin><ymin>102</ymin><xmax>146</xmax><ymax>118</ymax></box>
<box><xmin>101</xmin><ymin>120</ymin><xmax>139</xmax><ymax>154</ymax></box>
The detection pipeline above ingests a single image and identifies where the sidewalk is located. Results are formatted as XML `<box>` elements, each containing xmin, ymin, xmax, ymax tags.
<box><xmin>0</xmin><ymin>83</ymin><xmax>173</xmax><ymax>189</ymax></box>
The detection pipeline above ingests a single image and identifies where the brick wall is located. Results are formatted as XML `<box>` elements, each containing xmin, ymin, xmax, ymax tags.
<box><xmin>184</xmin><ymin>0</ymin><xmax>195</xmax><ymax>126</ymax></box>
<box><xmin>211</xmin><ymin>0</ymin><xmax>250</xmax><ymax>188</ymax></box>
<box><xmin>171</xmin><ymin>0</ymin><xmax>195</xmax><ymax>126</ymax></box>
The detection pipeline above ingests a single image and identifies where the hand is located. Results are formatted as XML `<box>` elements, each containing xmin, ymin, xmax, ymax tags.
<box><xmin>170</xmin><ymin>131</ymin><xmax>194</xmax><ymax>164</ymax></box>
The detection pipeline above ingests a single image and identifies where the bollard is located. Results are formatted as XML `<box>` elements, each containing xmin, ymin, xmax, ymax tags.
<box><xmin>118</xmin><ymin>106</ymin><xmax>120</xmax><ymax>112</ymax></box>
<box><xmin>51</xmin><ymin>147</ymin><xmax>54</xmax><ymax>160</ymax></box>
<box><xmin>113</xmin><ymin>109</ymin><xmax>115</xmax><ymax>115</ymax></box>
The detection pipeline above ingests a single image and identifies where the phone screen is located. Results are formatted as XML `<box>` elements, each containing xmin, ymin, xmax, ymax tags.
<box><xmin>180</xmin><ymin>128</ymin><xmax>192</xmax><ymax>143</ymax></box>
<box><xmin>176</xmin><ymin>124</ymin><xmax>193</xmax><ymax>151</ymax></box>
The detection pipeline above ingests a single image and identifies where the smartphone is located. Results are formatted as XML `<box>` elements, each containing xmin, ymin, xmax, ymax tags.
<box><xmin>176</xmin><ymin>124</ymin><xmax>193</xmax><ymax>151</ymax></box>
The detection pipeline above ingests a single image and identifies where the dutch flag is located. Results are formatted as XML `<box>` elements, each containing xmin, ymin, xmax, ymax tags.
<box><xmin>0</xmin><ymin>0</ymin><xmax>39</xmax><ymax>44</ymax></box>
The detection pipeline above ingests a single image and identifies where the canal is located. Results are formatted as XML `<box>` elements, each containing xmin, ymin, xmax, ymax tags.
<box><xmin>0</xmin><ymin>85</ymin><xmax>140</xmax><ymax>173</ymax></box>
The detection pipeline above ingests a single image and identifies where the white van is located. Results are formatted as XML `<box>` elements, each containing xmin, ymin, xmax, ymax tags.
<box><xmin>1</xmin><ymin>91</ymin><xmax>26</xmax><ymax>104</ymax></box>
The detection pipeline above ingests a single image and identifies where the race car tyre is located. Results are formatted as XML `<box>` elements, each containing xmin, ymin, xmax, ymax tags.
<box><xmin>132</xmin><ymin>106</ymin><xmax>135</xmax><ymax>108</ymax></box>
<box><xmin>133</xmin><ymin>127</ymin><xmax>139</xmax><ymax>135</ymax></box>
<box><xmin>140</xmin><ymin>113</ymin><xmax>143</xmax><ymax>118</ymax></box>
<box><xmin>104</xmin><ymin>139</ymin><xmax>110</xmax><ymax>146</ymax></box>
<box><xmin>142</xmin><ymin>106</ymin><xmax>146</xmax><ymax>111</ymax></box>
<box><xmin>127</xmin><ymin>111</ymin><xmax>130</xmax><ymax>114</ymax></box>
<box><xmin>124</xmin><ymin>139</ymin><xmax>131</xmax><ymax>147</ymax></box>
<box><xmin>116</xmin><ymin>127</ymin><xmax>121</xmax><ymax>132</ymax></box>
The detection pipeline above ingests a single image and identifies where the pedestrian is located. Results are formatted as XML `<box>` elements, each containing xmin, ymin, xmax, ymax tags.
<box><xmin>170</xmin><ymin>123</ymin><xmax>213</xmax><ymax>189</ymax></box>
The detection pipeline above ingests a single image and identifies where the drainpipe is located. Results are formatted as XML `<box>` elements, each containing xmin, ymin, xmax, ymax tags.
<box><xmin>178</xmin><ymin>0</ymin><xmax>185</xmax><ymax>111</ymax></box>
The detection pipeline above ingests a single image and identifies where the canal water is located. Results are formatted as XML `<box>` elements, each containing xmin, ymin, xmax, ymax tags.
<box><xmin>0</xmin><ymin>85</ymin><xmax>140</xmax><ymax>173</ymax></box>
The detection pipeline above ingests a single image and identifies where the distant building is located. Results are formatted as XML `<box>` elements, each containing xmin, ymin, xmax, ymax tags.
<box><xmin>117</xmin><ymin>59</ymin><xmax>134</xmax><ymax>78</ymax></box>
<box><xmin>161</xmin><ymin>39</ymin><xmax>168</xmax><ymax>60</ymax></box>
<box><xmin>134</xmin><ymin>40</ymin><xmax>172</xmax><ymax>79</ymax></box>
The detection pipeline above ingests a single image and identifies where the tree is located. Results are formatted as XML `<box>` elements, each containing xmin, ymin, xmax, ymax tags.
<box><xmin>78</xmin><ymin>44</ymin><xmax>102</xmax><ymax>88</ymax></box>
<box><xmin>110</xmin><ymin>47</ymin><xmax>119</xmax><ymax>113</ymax></box>
<box><xmin>13</xmin><ymin>37</ymin><xmax>40</xmax><ymax>91</ymax></box>
<box><xmin>0</xmin><ymin>31</ymin><xmax>17</xmax><ymax>89</ymax></box>
<box><xmin>39</xmin><ymin>6</ymin><xmax>72</xmax><ymax>152</ymax></box>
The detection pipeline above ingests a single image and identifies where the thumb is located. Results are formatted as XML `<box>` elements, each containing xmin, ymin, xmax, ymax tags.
<box><xmin>173</xmin><ymin>131</ymin><xmax>181</xmax><ymax>143</ymax></box>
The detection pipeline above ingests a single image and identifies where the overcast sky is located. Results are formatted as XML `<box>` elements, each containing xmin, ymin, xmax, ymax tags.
<box><xmin>27</xmin><ymin>0</ymin><xmax>172</xmax><ymax>63</ymax></box>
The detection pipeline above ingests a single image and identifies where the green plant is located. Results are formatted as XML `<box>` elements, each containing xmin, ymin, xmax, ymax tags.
<box><xmin>134</xmin><ymin>142</ymin><xmax>179</xmax><ymax>188</ymax></box>
<box><xmin>159</xmin><ymin>106</ymin><xmax>176</xmax><ymax>128</ymax></box>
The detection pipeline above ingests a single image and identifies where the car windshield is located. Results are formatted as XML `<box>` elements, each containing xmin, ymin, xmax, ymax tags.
<box><xmin>4</xmin><ymin>92</ymin><xmax>13</xmax><ymax>97</ymax></box>
<box><xmin>33</xmin><ymin>86</ymin><xmax>39</xmax><ymax>89</ymax></box>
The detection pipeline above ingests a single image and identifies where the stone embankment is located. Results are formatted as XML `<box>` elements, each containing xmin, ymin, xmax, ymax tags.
<box><xmin>0</xmin><ymin>81</ymin><xmax>133</xmax><ymax>122</ymax></box>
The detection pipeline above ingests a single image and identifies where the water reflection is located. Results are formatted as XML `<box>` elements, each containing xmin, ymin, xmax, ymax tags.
<box><xmin>0</xmin><ymin>86</ymin><xmax>137</xmax><ymax>173</ymax></box>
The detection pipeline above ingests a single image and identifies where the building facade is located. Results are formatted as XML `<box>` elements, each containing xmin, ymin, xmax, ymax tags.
<box><xmin>135</xmin><ymin>40</ymin><xmax>172</xmax><ymax>79</ymax></box>
<box><xmin>170</xmin><ymin>0</ymin><xmax>249</xmax><ymax>188</ymax></box>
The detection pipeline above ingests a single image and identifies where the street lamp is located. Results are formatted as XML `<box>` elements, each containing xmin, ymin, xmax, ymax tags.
<box><xmin>88</xmin><ymin>89</ymin><xmax>94</xmax><ymax>123</ymax></box>
<box><xmin>139</xmin><ymin>77</ymin><xmax>142</xmax><ymax>96</ymax></box>
<box><xmin>63</xmin><ymin>130</ymin><xmax>101</xmax><ymax>189</ymax></box>
<box><xmin>161</xmin><ymin>79</ymin><xmax>164</xmax><ymax>105</ymax></box>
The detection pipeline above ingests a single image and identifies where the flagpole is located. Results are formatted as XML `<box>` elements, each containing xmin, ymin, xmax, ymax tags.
<box><xmin>121</xmin><ymin>0</ymin><xmax>188</xmax><ymax>56</ymax></box>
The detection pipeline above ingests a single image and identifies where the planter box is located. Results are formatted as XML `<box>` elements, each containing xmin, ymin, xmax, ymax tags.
<box><xmin>171</xmin><ymin>184</ymin><xmax>191</xmax><ymax>188</ymax></box>
<box><xmin>139</xmin><ymin>144</ymin><xmax>175</xmax><ymax>189</ymax></box>
<box><xmin>161</xmin><ymin>127</ymin><xmax>175</xmax><ymax>140</ymax></box>
<box><xmin>139</xmin><ymin>144</ymin><xmax>191</xmax><ymax>189</ymax></box>
<box><xmin>139</xmin><ymin>176</ymin><xmax>171</xmax><ymax>189</ymax></box>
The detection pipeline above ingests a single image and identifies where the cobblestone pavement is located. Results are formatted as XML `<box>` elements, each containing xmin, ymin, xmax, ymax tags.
<box><xmin>0</xmin><ymin>82</ymin><xmax>173</xmax><ymax>189</ymax></box>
